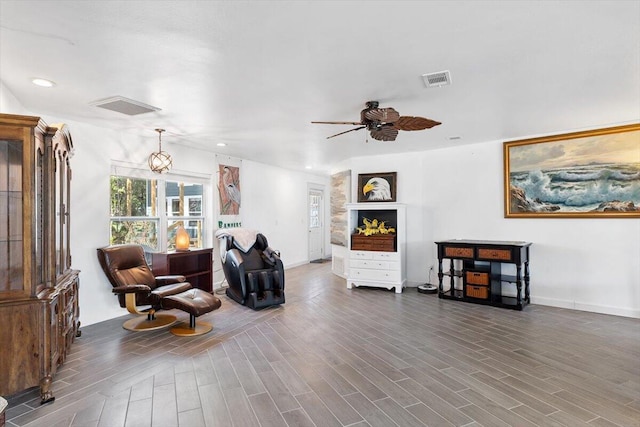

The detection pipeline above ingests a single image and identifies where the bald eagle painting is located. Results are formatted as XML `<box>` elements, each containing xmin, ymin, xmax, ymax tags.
<box><xmin>358</xmin><ymin>172</ymin><xmax>397</xmax><ymax>203</ymax></box>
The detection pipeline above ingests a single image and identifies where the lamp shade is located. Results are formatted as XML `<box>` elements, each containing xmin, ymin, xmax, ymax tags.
<box><xmin>175</xmin><ymin>225</ymin><xmax>190</xmax><ymax>251</ymax></box>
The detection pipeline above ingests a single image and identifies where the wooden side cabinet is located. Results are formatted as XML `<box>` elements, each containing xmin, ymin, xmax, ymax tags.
<box><xmin>152</xmin><ymin>248</ymin><xmax>213</xmax><ymax>293</ymax></box>
<box><xmin>0</xmin><ymin>114</ymin><xmax>80</xmax><ymax>403</ymax></box>
<box><xmin>435</xmin><ymin>239</ymin><xmax>531</xmax><ymax>310</ymax></box>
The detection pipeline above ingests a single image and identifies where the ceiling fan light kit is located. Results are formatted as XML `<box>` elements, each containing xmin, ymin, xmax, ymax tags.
<box><xmin>312</xmin><ymin>100</ymin><xmax>441</xmax><ymax>142</ymax></box>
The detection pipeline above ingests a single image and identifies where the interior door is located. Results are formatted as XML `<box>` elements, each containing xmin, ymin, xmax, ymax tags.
<box><xmin>308</xmin><ymin>188</ymin><xmax>324</xmax><ymax>262</ymax></box>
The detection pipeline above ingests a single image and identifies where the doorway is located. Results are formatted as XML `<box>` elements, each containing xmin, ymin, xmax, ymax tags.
<box><xmin>308</xmin><ymin>187</ymin><xmax>324</xmax><ymax>263</ymax></box>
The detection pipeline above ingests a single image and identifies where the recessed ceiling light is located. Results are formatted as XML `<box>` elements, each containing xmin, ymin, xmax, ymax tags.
<box><xmin>216</xmin><ymin>142</ymin><xmax>227</xmax><ymax>147</ymax></box>
<box><xmin>305</xmin><ymin>165</ymin><xmax>312</xmax><ymax>169</ymax></box>
<box><xmin>32</xmin><ymin>78</ymin><xmax>56</xmax><ymax>87</ymax></box>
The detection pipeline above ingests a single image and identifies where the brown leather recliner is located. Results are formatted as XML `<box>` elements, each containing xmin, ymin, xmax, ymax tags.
<box><xmin>97</xmin><ymin>244</ymin><xmax>192</xmax><ymax>331</ymax></box>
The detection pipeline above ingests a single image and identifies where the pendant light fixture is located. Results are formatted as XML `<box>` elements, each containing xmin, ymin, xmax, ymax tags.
<box><xmin>148</xmin><ymin>128</ymin><xmax>173</xmax><ymax>173</ymax></box>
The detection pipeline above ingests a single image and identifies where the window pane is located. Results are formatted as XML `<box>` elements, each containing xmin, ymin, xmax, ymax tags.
<box><xmin>110</xmin><ymin>176</ymin><xmax>156</xmax><ymax>217</ymax></box>
<box><xmin>110</xmin><ymin>220</ymin><xmax>158</xmax><ymax>249</ymax></box>
<box><xmin>189</xmin><ymin>198</ymin><xmax>202</xmax><ymax>216</ymax></box>
<box><xmin>171</xmin><ymin>199</ymin><xmax>180</xmax><ymax>216</ymax></box>
<box><xmin>165</xmin><ymin>181</ymin><xmax>203</xmax><ymax>217</ymax></box>
<box><xmin>309</xmin><ymin>193</ymin><xmax>320</xmax><ymax>229</ymax></box>
<box><xmin>168</xmin><ymin>219</ymin><xmax>203</xmax><ymax>250</ymax></box>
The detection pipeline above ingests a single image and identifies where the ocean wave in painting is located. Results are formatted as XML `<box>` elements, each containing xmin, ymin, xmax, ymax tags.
<box><xmin>510</xmin><ymin>163</ymin><xmax>640</xmax><ymax>211</ymax></box>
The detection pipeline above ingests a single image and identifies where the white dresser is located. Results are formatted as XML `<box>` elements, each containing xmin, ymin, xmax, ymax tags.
<box><xmin>346</xmin><ymin>203</ymin><xmax>406</xmax><ymax>293</ymax></box>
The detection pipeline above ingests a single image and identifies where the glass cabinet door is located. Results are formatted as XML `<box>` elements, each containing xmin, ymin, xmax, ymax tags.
<box><xmin>52</xmin><ymin>129</ymin><xmax>72</xmax><ymax>277</ymax></box>
<box><xmin>34</xmin><ymin>138</ymin><xmax>46</xmax><ymax>291</ymax></box>
<box><xmin>54</xmin><ymin>150</ymin><xmax>67</xmax><ymax>276</ymax></box>
<box><xmin>64</xmin><ymin>160</ymin><xmax>72</xmax><ymax>271</ymax></box>
<box><xmin>54</xmin><ymin>152</ymin><xmax>62</xmax><ymax>276</ymax></box>
<box><xmin>0</xmin><ymin>138</ymin><xmax>24</xmax><ymax>295</ymax></box>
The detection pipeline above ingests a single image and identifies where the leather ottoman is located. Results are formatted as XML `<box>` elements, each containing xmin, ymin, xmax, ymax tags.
<box><xmin>162</xmin><ymin>289</ymin><xmax>222</xmax><ymax>336</ymax></box>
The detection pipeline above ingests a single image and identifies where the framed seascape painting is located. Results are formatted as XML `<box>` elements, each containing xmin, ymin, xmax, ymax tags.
<box><xmin>504</xmin><ymin>124</ymin><xmax>640</xmax><ymax>218</ymax></box>
<box><xmin>357</xmin><ymin>172</ymin><xmax>397</xmax><ymax>202</ymax></box>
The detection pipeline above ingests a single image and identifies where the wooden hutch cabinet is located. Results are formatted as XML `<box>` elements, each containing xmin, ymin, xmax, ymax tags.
<box><xmin>0</xmin><ymin>114</ymin><xmax>80</xmax><ymax>403</ymax></box>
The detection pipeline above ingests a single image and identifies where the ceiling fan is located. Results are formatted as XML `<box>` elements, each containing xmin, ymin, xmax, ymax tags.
<box><xmin>312</xmin><ymin>101</ymin><xmax>441</xmax><ymax>142</ymax></box>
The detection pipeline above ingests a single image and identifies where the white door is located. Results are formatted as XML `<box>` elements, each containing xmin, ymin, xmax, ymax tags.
<box><xmin>308</xmin><ymin>189</ymin><xmax>324</xmax><ymax>262</ymax></box>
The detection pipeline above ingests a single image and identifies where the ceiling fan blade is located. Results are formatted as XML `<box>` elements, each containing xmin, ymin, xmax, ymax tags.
<box><xmin>311</xmin><ymin>121</ymin><xmax>363</xmax><ymax>125</ymax></box>
<box><xmin>393</xmin><ymin>116</ymin><xmax>441</xmax><ymax>131</ymax></box>
<box><xmin>362</xmin><ymin>107</ymin><xmax>400</xmax><ymax>123</ymax></box>
<box><xmin>326</xmin><ymin>126</ymin><xmax>366</xmax><ymax>139</ymax></box>
<box><xmin>369</xmin><ymin>126</ymin><xmax>398</xmax><ymax>141</ymax></box>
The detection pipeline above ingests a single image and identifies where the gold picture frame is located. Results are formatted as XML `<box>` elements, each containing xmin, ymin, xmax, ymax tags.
<box><xmin>504</xmin><ymin>123</ymin><xmax>640</xmax><ymax>218</ymax></box>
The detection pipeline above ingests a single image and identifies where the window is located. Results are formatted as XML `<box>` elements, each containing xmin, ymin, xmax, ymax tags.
<box><xmin>110</xmin><ymin>176</ymin><xmax>159</xmax><ymax>249</ymax></box>
<box><xmin>110</xmin><ymin>175</ymin><xmax>206</xmax><ymax>251</ymax></box>
<box><xmin>165</xmin><ymin>181</ymin><xmax>204</xmax><ymax>251</ymax></box>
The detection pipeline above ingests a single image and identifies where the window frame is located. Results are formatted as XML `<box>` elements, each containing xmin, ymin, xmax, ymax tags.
<box><xmin>165</xmin><ymin>181</ymin><xmax>205</xmax><ymax>250</ymax></box>
<box><xmin>109</xmin><ymin>163</ymin><xmax>211</xmax><ymax>252</ymax></box>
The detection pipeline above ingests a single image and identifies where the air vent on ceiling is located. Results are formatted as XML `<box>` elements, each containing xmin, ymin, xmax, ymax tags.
<box><xmin>90</xmin><ymin>96</ymin><xmax>161</xmax><ymax>116</ymax></box>
<box><xmin>422</xmin><ymin>70</ymin><xmax>451</xmax><ymax>88</ymax></box>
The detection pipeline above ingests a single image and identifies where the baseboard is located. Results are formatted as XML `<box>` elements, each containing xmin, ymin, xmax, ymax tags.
<box><xmin>284</xmin><ymin>260</ymin><xmax>308</xmax><ymax>270</ymax></box>
<box><xmin>532</xmin><ymin>296</ymin><xmax>640</xmax><ymax>319</ymax></box>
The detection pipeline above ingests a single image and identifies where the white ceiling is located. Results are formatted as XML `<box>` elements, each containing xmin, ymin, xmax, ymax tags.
<box><xmin>1</xmin><ymin>1</ymin><xmax>639</xmax><ymax>174</ymax></box>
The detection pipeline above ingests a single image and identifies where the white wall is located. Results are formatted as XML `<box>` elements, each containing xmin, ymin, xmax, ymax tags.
<box><xmin>240</xmin><ymin>160</ymin><xmax>331</xmax><ymax>265</ymax></box>
<box><xmin>1</xmin><ymin>83</ymin><xmax>330</xmax><ymax>326</ymax></box>
<box><xmin>0</xmin><ymin>81</ymin><xmax>29</xmax><ymax>114</ymax></box>
<box><xmin>340</xmin><ymin>141</ymin><xmax>640</xmax><ymax>318</ymax></box>
<box><xmin>3</xmin><ymin>81</ymin><xmax>638</xmax><ymax>319</ymax></box>
<box><xmin>342</xmin><ymin>153</ymin><xmax>435</xmax><ymax>286</ymax></box>
<box><xmin>71</xmin><ymin>131</ymin><xmax>329</xmax><ymax>326</ymax></box>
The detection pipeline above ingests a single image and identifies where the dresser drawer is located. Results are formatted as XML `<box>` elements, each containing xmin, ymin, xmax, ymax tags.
<box><xmin>465</xmin><ymin>271</ymin><xmax>489</xmax><ymax>285</ymax></box>
<box><xmin>350</xmin><ymin>268</ymin><xmax>401</xmax><ymax>282</ymax></box>
<box><xmin>477</xmin><ymin>247</ymin><xmax>512</xmax><ymax>262</ymax></box>
<box><xmin>351</xmin><ymin>259</ymin><xmax>389</xmax><ymax>269</ymax></box>
<box><xmin>351</xmin><ymin>234</ymin><xmax>396</xmax><ymax>252</ymax></box>
<box><xmin>350</xmin><ymin>251</ymin><xmax>374</xmax><ymax>260</ymax></box>
<box><xmin>465</xmin><ymin>284</ymin><xmax>489</xmax><ymax>299</ymax></box>
<box><xmin>372</xmin><ymin>252</ymin><xmax>400</xmax><ymax>261</ymax></box>
<box><xmin>443</xmin><ymin>246</ymin><xmax>474</xmax><ymax>259</ymax></box>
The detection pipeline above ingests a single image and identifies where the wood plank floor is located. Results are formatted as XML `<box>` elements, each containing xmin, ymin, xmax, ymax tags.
<box><xmin>5</xmin><ymin>262</ymin><xmax>640</xmax><ymax>427</ymax></box>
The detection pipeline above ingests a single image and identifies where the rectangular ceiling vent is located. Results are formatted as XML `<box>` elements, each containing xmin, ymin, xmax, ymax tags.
<box><xmin>422</xmin><ymin>70</ymin><xmax>451</xmax><ymax>88</ymax></box>
<box><xmin>90</xmin><ymin>96</ymin><xmax>161</xmax><ymax>116</ymax></box>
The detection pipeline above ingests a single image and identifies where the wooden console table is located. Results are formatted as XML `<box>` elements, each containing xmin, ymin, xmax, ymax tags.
<box><xmin>435</xmin><ymin>239</ymin><xmax>531</xmax><ymax>310</ymax></box>
<box><xmin>152</xmin><ymin>248</ymin><xmax>213</xmax><ymax>293</ymax></box>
